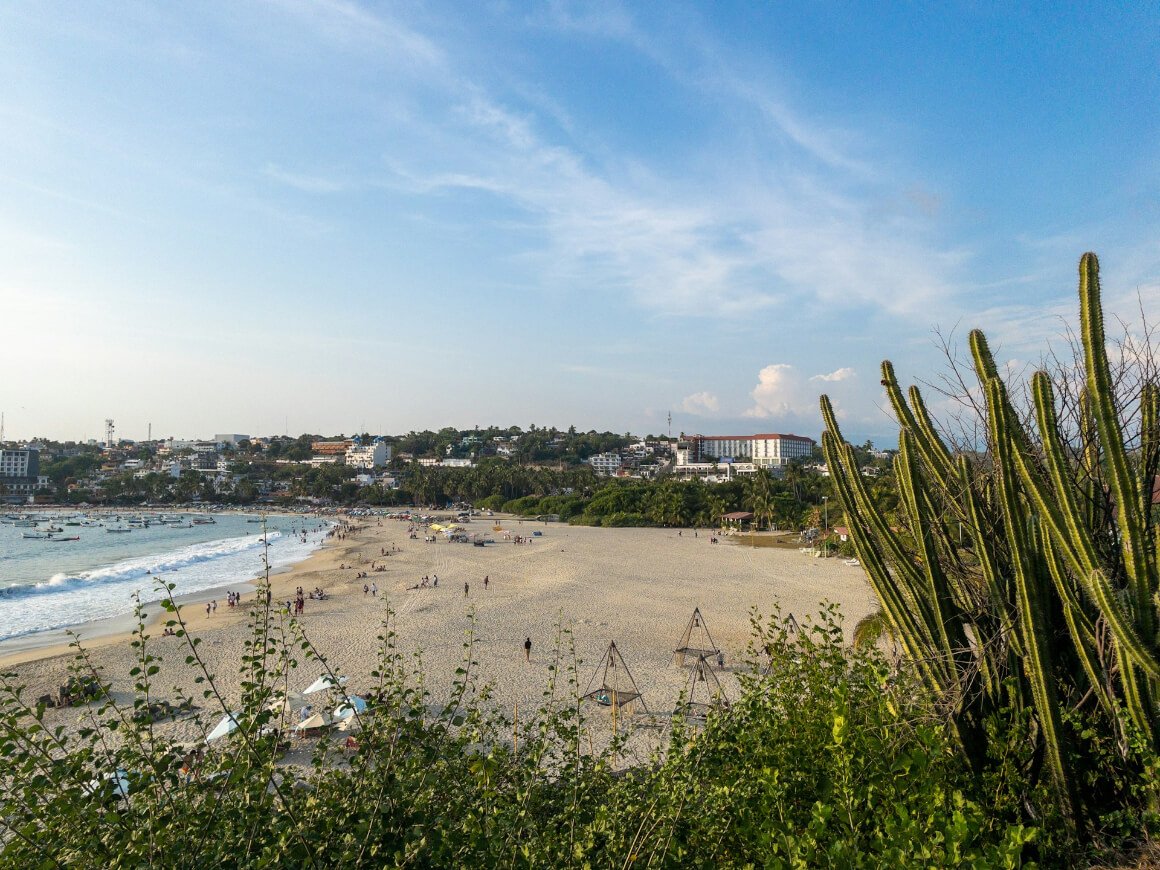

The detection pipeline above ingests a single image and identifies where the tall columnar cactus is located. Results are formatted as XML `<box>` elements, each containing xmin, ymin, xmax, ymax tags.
<box><xmin>821</xmin><ymin>253</ymin><xmax>1159</xmax><ymax>829</ymax></box>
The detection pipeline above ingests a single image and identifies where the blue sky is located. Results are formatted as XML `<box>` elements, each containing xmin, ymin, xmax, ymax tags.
<box><xmin>1</xmin><ymin>2</ymin><xmax>1157</xmax><ymax>445</ymax></box>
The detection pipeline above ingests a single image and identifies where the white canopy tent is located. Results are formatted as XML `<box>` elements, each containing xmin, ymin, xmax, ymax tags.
<box><xmin>291</xmin><ymin>711</ymin><xmax>333</xmax><ymax>733</ymax></box>
<box><xmin>206</xmin><ymin>712</ymin><xmax>241</xmax><ymax>743</ymax></box>
<box><xmin>302</xmin><ymin>674</ymin><xmax>348</xmax><ymax>695</ymax></box>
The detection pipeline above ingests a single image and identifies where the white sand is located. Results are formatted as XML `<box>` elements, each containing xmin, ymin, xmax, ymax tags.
<box><xmin>1</xmin><ymin>517</ymin><xmax>875</xmax><ymax>750</ymax></box>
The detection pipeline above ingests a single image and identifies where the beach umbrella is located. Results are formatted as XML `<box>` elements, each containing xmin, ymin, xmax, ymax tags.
<box><xmin>331</xmin><ymin>695</ymin><xmax>368</xmax><ymax>722</ymax></box>
<box><xmin>206</xmin><ymin>712</ymin><xmax>241</xmax><ymax>742</ymax></box>
<box><xmin>291</xmin><ymin>712</ymin><xmax>331</xmax><ymax>733</ymax></box>
<box><xmin>302</xmin><ymin>674</ymin><xmax>348</xmax><ymax>695</ymax></box>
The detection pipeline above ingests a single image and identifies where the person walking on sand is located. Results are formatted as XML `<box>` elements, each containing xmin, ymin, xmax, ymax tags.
<box><xmin>371</xmin><ymin>582</ymin><xmax>377</xmax><ymax>597</ymax></box>
<box><xmin>464</xmin><ymin>581</ymin><xmax>469</xmax><ymax>598</ymax></box>
<box><xmin>524</xmin><ymin>637</ymin><xmax>532</xmax><ymax>662</ymax></box>
<box><xmin>483</xmin><ymin>575</ymin><xmax>489</xmax><ymax>590</ymax></box>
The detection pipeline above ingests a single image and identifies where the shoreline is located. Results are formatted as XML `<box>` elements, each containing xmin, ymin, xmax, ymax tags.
<box><xmin>0</xmin><ymin>516</ymin><xmax>875</xmax><ymax>760</ymax></box>
<box><xmin>0</xmin><ymin>519</ymin><xmax>341</xmax><ymax>669</ymax></box>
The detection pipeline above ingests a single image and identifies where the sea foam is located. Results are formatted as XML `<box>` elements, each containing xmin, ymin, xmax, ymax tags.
<box><xmin>0</xmin><ymin>527</ymin><xmax>326</xmax><ymax>641</ymax></box>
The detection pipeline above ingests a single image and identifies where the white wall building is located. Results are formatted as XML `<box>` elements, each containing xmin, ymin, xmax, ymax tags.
<box><xmin>345</xmin><ymin>441</ymin><xmax>390</xmax><ymax>469</ymax></box>
<box><xmin>0</xmin><ymin>448</ymin><xmax>38</xmax><ymax>478</ymax></box>
<box><xmin>670</xmin><ymin>461</ymin><xmax>757</xmax><ymax>482</ymax></box>
<box><xmin>214</xmin><ymin>434</ymin><xmax>250</xmax><ymax>445</ymax></box>
<box><xmin>0</xmin><ymin>448</ymin><xmax>50</xmax><ymax>497</ymax></box>
<box><xmin>587</xmin><ymin>452</ymin><xmax>623</xmax><ymax>476</ymax></box>
<box><xmin>676</xmin><ymin>433</ymin><xmax>815</xmax><ymax>469</ymax></box>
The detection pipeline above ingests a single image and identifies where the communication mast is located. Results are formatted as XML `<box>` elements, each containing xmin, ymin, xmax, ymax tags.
<box><xmin>667</xmin><ymin>411</ymin><xmax>672</xmax><ymax>438</ymax></box>
<box><xmin>105</xmin><ymin>418</ymin><xmax>115</xmax><ymax>449</ymax></box>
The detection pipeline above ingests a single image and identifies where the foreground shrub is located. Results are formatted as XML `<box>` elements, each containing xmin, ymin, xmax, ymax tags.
<box><xmin>0</xmin><ymin>584</ymin><xmax>1051</xmax><ymax>867</ymax></box>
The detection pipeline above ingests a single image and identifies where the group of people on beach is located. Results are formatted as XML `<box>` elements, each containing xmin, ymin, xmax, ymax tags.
<box><xmin>410</xmin><ymin>574</ymin><xmax>438</xmax><ymax>590</ymax></box>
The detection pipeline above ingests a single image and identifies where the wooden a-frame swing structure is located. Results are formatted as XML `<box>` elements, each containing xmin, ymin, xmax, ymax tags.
<box><xmin>582</xmin><ymin>641</ymin><xmax>649</xmax><ymax>730</ymax></box>
<box><xmin>672</xmin><ymin>607</ymin><xmax>721</xmax><ymax>667</ymax></box>
<box><xmin>675</xmin><ymin>653</ymin><xmax>729</xmax><ymax>723</ymax></box>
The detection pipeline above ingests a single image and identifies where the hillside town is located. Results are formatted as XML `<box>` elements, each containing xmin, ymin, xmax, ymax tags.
<box><xmin>0</xmin><ymin>424</ymin><xmax>893</xmax><ymax>509</ymax></box>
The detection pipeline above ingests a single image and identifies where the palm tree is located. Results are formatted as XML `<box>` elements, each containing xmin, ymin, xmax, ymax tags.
<box><xmin>706</xmin><ymin>494</ymin><xmax>726</xmax><ymax>530</ymax></box>
<box><xmin>746</xmin><ymin>468</ymin><xmax>775</xmax><ymax>531</ymax></box>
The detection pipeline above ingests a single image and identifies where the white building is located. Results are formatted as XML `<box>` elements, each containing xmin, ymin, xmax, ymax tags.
<box><xmin>214</xmin><ymin>434</ymin><xmax>250</xmax><ymax>445</ymax></box>
<box><xmin>676</xmin><ymin>433</ymin><xmax>815</xmax><ymax>469</ymax></box>
<box><xmin>345</xmin><ymin>440</ymin><xmax>390</xmax><ymax>469</ymax></box>
<box><xmin>0</xmin><ymin>448</ymin><xmax>37</xmax><ymax>478</ymax></box>
<box><xmin>587</xmin><ymin>452</ymin><xmax>623</xmax><ymax>476</ymax></box>
<box><xmin>670</xmin><ymin>461</ymin><xmax>758</xmax><ymax>482</ymax></box>
<box><xmin>0</xmin><ymin>448</ymin><xmax>50</xmax><ymax>497</ymax></box>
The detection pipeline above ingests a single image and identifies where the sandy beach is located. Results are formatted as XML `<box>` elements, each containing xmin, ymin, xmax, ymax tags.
<box><xmin>0</xmin><ymin>515</ymin><xmax>876</xmax><ymax>747</ymax></box>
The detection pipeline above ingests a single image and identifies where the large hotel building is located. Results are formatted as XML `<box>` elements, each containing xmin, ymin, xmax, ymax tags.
<box><xmin>675</xmin><ymin>433</ymin><xmax>815</xmax><ymax>469</ymax></box>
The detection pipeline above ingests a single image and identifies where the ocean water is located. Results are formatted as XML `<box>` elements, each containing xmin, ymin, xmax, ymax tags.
<box><xmin>0</xmin><ymin>512</ymin><xmax>330</xmax><ymax>641</ymax></box>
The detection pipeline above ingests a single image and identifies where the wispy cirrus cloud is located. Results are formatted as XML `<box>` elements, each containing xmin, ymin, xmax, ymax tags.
<box><xmin>297</xmin><ymin>3</ymin><xmax>965</xmax><ymax>321</ymax></box>
<box><xmin>262</xmin><ymin>163</ymin><xmax>347</xmax><ymax>193</ymax></box>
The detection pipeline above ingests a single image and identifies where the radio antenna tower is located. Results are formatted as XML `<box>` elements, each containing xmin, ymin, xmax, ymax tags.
<box><xmin>667</xmin><ymin>411</ymin><xmax>672</xmax><ymax>439</ymax></box>
<box><xmin>105</xmin><ymin>418</ymin><xmax>115</xmax><ymax>449</ymax></box>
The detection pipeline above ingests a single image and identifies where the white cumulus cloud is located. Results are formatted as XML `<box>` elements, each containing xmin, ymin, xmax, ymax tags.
<box><xmin>810</xmin><ymin>367</ymin><xmax>855</xmax><ymax>383</ymax></box>
<box><xmin>681</xmin><ymin>391</ymin><xmax>720</xmax><ymax>415</ymax></box>
<box><xmin>744</xmin><ymin>364</ymin><xmax>809</xmax><ymax>419</ymax></box>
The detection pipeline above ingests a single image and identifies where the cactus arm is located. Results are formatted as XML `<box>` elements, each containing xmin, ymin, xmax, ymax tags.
<box><xmin>1079</xmin><ymin>252</ymin><xmax>1153</xmax><ymax>635</ymax></box>
<box><xmin>989</xmin><ymin>378</ymin><xmax>1072</xmax><ymax>805</ymax></box>
<box><xmin>1043</xmin><ymin>535</ymin><xmax>1114</xmax><ymax>715</ymax></box>
<box><xmin>1007</xmin><ymin>395</ymin><xmax>1160</xmax><ymax>678</ymax></box>
<box><xmin>908</xmin><ymin>383</ymin><xmax>958</xmax><ymax>485</ymax></box>
<box><xmin>970</xmin><ymin>329</ymin><xmax>1001</xmax><ymax>383</ymax></box>
<box><xmin>1139</xmin><ymin>382</ymin><xmax>1158</xmax><ymax>585</ymax></box>
<box><xmin>1030</xmin><ymin>371</ymin><xmax>1104</xmax><ymax>577</ymax></box>
<box><xmin>1117</xmin><ymin>649</ymin><xmax>1155</xmax><ymax>747</ymax></box>
<box><xmin>821</xmin><ymin>428</ymin><xmax>943</xmax><ymax>692</ymax></box>
<box><xmin>821</xmin><ymin>398</ymin><xmax>943</xmax><ymax>631</ymax></box>
<box><xmin>879</xmin><ymin>360</ymin><xmax>954</xmax><ymax>492</ymax></box>
<box><xmin>959</xmin><ymin>455</ymin><xmax>1014</xmax><ymax>626</ymax></box>
<box><xmin>897</xmin><ymin>430</ymin><xmax>971</xmax><ymax>666</ymax></box>
<box><xmin>1079</xmin><ymin>389</ymin><xmax>1102</xmax><ymax>535</ymax></box>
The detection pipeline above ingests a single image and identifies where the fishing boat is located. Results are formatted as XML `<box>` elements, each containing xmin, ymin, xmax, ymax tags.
<box><xmin>22</xmin><ymin>532</ymin><xmax>51</xmax><ymax>539</ymax></box>
<box><xmin>191</xmin><ymin>517</ymin><xmax>216</xmax><ymax>525</ymax></box>
<box><xmin>45</xmin><ymin>535</ymin><xmax>80</xmax><ymax>542</ymax></box>
<box><xmin>106</xmin><ymin>526</ymin><xmax>131</xmax><ymax>533</ymax></box>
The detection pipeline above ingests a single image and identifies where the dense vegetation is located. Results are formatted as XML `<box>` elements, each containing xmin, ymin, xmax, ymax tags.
<box><xmin>34</xmin><ymin>445</ymin><xmax>876</xmax><ymax>536</ymax></box>
<box><xmin>0</xmin><ymin>590</ymin><xmax>1036</xmax><ymax>867</ymax></box>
